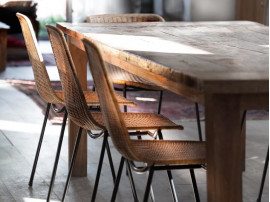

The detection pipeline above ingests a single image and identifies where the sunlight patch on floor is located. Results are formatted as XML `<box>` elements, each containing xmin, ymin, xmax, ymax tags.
<box><xmin>23</xmin><ymin>198</ymin><xmax>59</xmax><ymax>202</ymax></box>
<box><xmin>0</xmin><ymin>119</ymin><xmax>64</xmax><ymax>136</ymax></box>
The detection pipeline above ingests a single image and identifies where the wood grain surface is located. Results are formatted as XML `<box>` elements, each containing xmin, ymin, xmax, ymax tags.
<box><xmin>57</xmin><ymin>21</ymin><xmax>269</xmax><ymax>99</ymax></box>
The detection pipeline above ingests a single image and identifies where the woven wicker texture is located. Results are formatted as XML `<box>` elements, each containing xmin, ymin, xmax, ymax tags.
<box><xmin>17</xmin><ymin>13</ymin><xmax>64</xmax><ymax>105</ymax></box>
<box><xmin>17</xmin><ymin>13</ymin><xmax>130</xmax><ymax>108</ymax></box>
<box><xmin>91</xmin><ymin>112</ymin><xmax>183</xmax><ymax>131</ymax></box>
<box><xmin>46</xmin><ymin>25</ymin><xmax>183</xmax><ymax>137</ymax></box>
<box><xmin>55</xmin><ymin>90</ymin><xmax>135</xmax><ymax>106</ymax></box>
<box><xmin>87</xmin><ymin>13</ymin><xmax>164</xmax><ymax>90</ymax></box>
<box><xmin>46</xmin><ymin>25</ymin><xmax>104</xmax><ymax>130</ymax></box>
<box><xmin>83</xmin><ymin>39</ymin><xmax>205</xmax><ymax>165</ymax></box>
<box><xmin>131</xmin><ymin>140</ymin><xmax>205</xmax><ymax>165</ymax></box>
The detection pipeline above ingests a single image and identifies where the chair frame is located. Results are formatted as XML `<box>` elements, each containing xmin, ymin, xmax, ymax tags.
<box><xmin>16</xmin><ymin>13</ymin><xmax>68</xmax><ymax>189</ymax></box>
<box><xmin>17</xmin><ymin>13</ymin><xmax>124</xmax><ymax>202</ymax></box>
<box><xmin>87</xmin><ymin>13</ymin><xmax>165</xmax><ymax>113</ymax></box>
<box><xmin>82</xmin><ymin>38</ymin><xmax>205</xmax><ymax>202</ymax></box>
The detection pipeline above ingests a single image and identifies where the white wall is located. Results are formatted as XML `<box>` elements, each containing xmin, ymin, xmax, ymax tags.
<box><xmin>72</xmin><ymin>0</ymin><xmax>133</xmax><ymax>22</ymax></box>
<box><xmin>189</xmin><ymin>0</ymin><xmax>235</xmax><ymax>21</ymax></box>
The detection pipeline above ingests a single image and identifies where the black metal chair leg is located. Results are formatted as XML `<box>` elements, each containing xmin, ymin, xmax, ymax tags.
<box><xmin>29</xmin><ymin>103</ymin><xmax>51</xmax><ymax>186</ymax></box>
<box><xmin>157</xmin><ymin>90</ymin><xmax>163</xmax><ymax>114</ymax></box>
<box><xmin>143</xmin><ymin>167</ymin><xmax>154</xmax><ymax>202</ymax></box>
<box><xmin>91</xmin><ymin>132</ymin><xmax>108</xmax><ymax>202</ymax></box>
<box><xmin>167</xmin><ymin>170</ymin><xmax>178</xmax><ymax>202</ymax></box>
<box><xmin>106</xmin><ymin>140</ymin><xmax>116</xmax><ymax>182</ymax></box>
<box><xmin>111</xmin><ymin>157</ymin><xmax>125</xmax><ymax>202</ymax></box>
<box><xmin>241</xmin><ymin>110</ymin><xmax>247</xmax><ymax>130</ymax></box>
<box><xmin>190</xmin><ymin>169</ymin><xmax>200</xmax><ymax>202</ymax></box>
<box><xmin>47</xmin><ymin>109</ymin><xmax>68</xmax><ymax>201</ymax></box>
<box><xmin>195</xmin><ymin>102</ymin><xmax>203</xmax><ymax>141</ymax></box>
<box><xmin>158</xmin><ymin>129</ymin><xmax>178</xmax><ymax>202</ymax></box>
<box><xmin>125</xmin><ymin>160</ymin><xmax>139</xmax><ymax>202</ymax></box>
<box><xmin>61</xmin><ymin>127</ymin><xmax>83</xmax><ymax>202</ymax></box>
<box><xmin>123</xmin><ymin>84</ymin><xmax>127</xmax><ymax>112</ymax></box>
<box><xmin>257</xmin><ymin>147</ymin><xmax>269</xmax><ymax>202</ymax></box>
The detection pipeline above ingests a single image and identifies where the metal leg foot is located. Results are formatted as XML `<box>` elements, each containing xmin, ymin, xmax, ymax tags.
<box><xmin>257</xmin><ymin>147</ymin><xmax>269</xmax><ymax>202</ymax></box>
<box><xmin>143</xmin><ymin>167</ymin><xmax>154</xmax><ymax>202</ymax></box>
<box><xmin>29</xmin><ymin>103</ymin><xmax>51</xmax><ymax>186</ymax></box>
<box><xmin>190</xmin><ymin>169</ymin><xmax>200</xmax><ymax>202</ymax></box>
<box><xmin>61</xmin><ymin>127</ymin><xmax>83</xmax><ymax>202</ymax></box>
<box><xmin>91</xmin><ymin>132</ymin><xmax>108</xmax><ymax>202</ymax></box>
<box><xmin>111</xmin><ymin>157</ymin><xmax>125</xmax><ymax>202</ymax></box>
<box><xmin>47</xmin><ymin>109</ymin><xmax>68</xmax><ymax>201</ymax></box>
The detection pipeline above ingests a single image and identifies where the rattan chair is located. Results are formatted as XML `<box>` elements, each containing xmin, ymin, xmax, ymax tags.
<box><xmin>16</xmin><ymin>13</ymin><xmax>135</xmax><ymax>201</ymax></box>
<box><xmin>87</xmin><ymin>13</ymin><xmax>165</xmax><ymax>113</ymax></box>
<box><xmin>82</xmin><ymin>38</ymin><xmax>206</xmax><ymax>202</ymax></box>
<box><xmin>46</xmin><ymin>25</ymin><xmax>186</xmax><ymax>202</ymax></box>
<box><xmin>87</xmin><ymin>13</ymin><xmax>204</xmax><ymax>142</ymax></box>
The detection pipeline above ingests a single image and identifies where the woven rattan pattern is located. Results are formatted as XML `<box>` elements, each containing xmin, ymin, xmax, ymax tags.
<box><xmin>17</xmin><ymin>13</ymin><xmax>133</xmax><ymax>108</ymax></box>
<box><xmin>83</xmin><ymin>39</ymin><xmax>206</xmax><ymax>164</ymax></box>
<box><xmin>46</xmin><ymin>25</ymin><xmax>105</xmax><ymax>130</ymax></box>
<box><xmin>131</xmin><ymin>140</ymin><xmax>205</xmax><ymax>165</ymax></box>
<box><xmin>17</xmin><ymin>13</ymin><xmax>64</xmax><ymax>105</ymax></box>
<box><xmin>46</xmin><ymin>25</ymin><xmax>183</xmax><ymax>137</ymax></box>
<box><xmin>87</xmin><ymin>13</ymin><xmax>164</xmax><ymax>90</ymax></box>
<box><xmin>55</xmin><ymin>90</ymin><xmax>135</xmax><ymax>106</ymax></box>
<box><xmin>91</xmin><ymin>112</ymin><xmax>183</xmax><ymax>131</ymax></box>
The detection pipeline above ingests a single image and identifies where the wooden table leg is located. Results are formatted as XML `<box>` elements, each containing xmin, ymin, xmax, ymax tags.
<box><xmin>0</xmin><ymin>29</ymin><xmax>8</xmax><ymax>72</ymax></box>
<box><xmin>67</xmin><ymin>36</ymin><xmax>87</xmax><ymax>177</ymax></box>
<box><xmin>205</xmin><ymin>94</ymin><xmax>242</xmax><ymax>202</ymax></box>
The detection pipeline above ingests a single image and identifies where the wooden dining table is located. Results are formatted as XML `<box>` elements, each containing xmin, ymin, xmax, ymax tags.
<box><xmin>57</xmin><ymin>21</ymin><xmax>269</xmax><ymax>202</ymax></box>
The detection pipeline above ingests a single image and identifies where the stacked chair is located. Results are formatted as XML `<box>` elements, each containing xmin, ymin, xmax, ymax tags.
<box><xmin>87</xmin><ymin>13</ymin><xmax>204</xmax><ymax>141</ymax></box>
<box><xmin>45</xmin><ymin>25</ymin><xmax>200</xmax><ymax>202</ymax></box>
<box><xmin>16</xmin><ymin>12</ymin><xmax>135</xmax><ymax>201</ymax></box>
<box><xmin>82</xmin><ymin>38</ymin><xmax>206</xmax><ymax>201</ymax></box>
<box><xmin>87</xmin><ymin>14</ymin><xmax>165</xmax><ymax>113</ymax></box>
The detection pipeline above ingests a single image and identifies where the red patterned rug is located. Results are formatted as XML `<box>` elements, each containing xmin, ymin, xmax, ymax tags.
<box><xmin>6</xmin><ymin>52</ymin><xmax>56</xmax><ymax>67</ymax></box>
<box><xmin>6</xmin><ymin>79</ymin><xmax>269</xmax><ymax>125</ymax></box>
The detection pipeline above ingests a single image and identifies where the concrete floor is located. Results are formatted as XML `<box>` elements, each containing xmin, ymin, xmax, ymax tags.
<box><xmin>0</xmin><ymin>41</ymin><xmax>268</xmax><ymax>201</ymax></box>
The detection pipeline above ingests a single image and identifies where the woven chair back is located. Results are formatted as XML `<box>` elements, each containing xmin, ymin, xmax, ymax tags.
<box><xmin>16</xmin><ymin>13</ymin><xmax>63</xmax><ymax>104</ymax></box>
<box><xmin>46</xmin><ymin>25</ymin><xmax>104</xmax><ymax>130</ymax></box>
<box><xmin>86</xmin><ymin>13</ymin><xmax>165</xmax><ymax>23</ymax></box>
<box><xmin>83</xmin><ymin>39</ymin><xmax>142</xmax><ymax>161</ymax></box>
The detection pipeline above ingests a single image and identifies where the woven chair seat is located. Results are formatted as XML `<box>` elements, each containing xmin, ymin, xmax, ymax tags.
<box><xmin>89</xmin><ymin>112</ymin><xmax>183</xmax><ymax>131</ymax></box>
<box><xmin>131</xmin><ymin>140</ymin><xmax>206</xmax><ymax>165</ymax></box>
<box><xmin>106</xmin><ymin>63</ymin><xmax>163</xmax><ymax>90</ymax></box>
<box><xmin>55</xmin><ymin>90</ymin><xmax>135</xmax><ymax>107</ymax></box>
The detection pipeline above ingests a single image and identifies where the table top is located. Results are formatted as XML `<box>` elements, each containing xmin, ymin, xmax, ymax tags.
<box><xmin>57</xmin><ymin>21</ymin><xmax>269</xmax><ymax>97</ymax></box>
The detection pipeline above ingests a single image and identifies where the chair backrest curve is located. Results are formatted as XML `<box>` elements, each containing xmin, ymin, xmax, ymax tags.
<box><xmin>16</xmin><ymin>13</ymin><xmax>63</xmax><ymax>104</ymax></box>
<box><xmin>46</xmin><ymin>25</ymin><xmax>104</xmax><ymax>130</ymax></box>
<box><xmin>83</xmin><ymin>39</ymin><xmax>142</xmax><ymax>161</ymax></box>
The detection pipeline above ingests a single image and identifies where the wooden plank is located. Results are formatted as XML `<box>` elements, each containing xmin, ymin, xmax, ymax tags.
<box><xmin>67</xmin><ymin>36</ymin><xmax>87</xmax><ymax>177</ymax></box>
